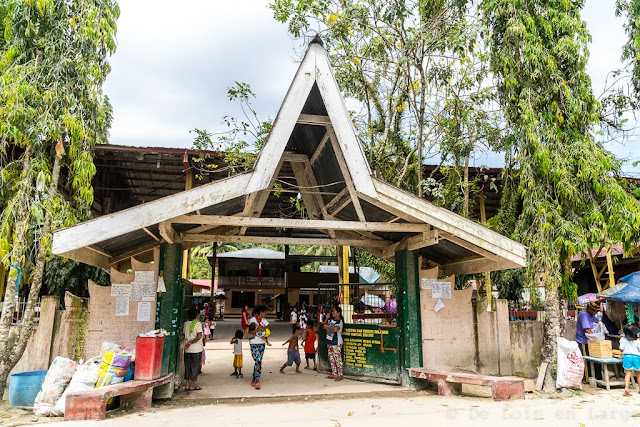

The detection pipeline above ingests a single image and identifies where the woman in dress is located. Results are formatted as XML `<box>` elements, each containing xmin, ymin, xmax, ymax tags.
<box><xmin>241</xmin><ymin>304</ymin><xmax>249</xmax><ymax>338</ymax></box>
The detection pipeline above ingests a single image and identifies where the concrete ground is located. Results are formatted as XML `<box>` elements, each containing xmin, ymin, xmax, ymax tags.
<box><xmin>49</xmin><ymin>387</ymin><xmax>640</xmax><ymax>427</ymax></box>
<box><xmin>173</xmin><ymin>319</ymin><xmax>400</xmax><ymax>401</ymax></box>
<box><xmin>8</xmin><ymin>319</ymin><xmax>640</xmax><ymax>426</ymax></box>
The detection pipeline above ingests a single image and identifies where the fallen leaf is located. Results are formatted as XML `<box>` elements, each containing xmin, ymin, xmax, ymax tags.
<box><xmin>632</xmin><ymin>414</ymin><xmax>640</xmax><ymax>418</ymax></box>
<box><xmin>440</xmin><ymin>404</ymin><xmax>448</xmax><ymax>407</ymax></box>
<box><xmin>348</xmin><ymin>412</ymin><xmax>354</xmax><ymax>416</ymax></box>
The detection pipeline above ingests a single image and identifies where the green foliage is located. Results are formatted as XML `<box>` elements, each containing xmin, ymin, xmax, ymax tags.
<box><xmin>617</xmin><ymin>0</ymin><xmax>640</xmax><ymax>100</ymax></box>
<box><xmin>482</xmin><ymin>0</ymin><xmax>640</xmax><ymax>299</ymax></box>
<box><xmin>189</xmin><ymin>256</ymin><xmax>212</xmax><ymax>280</ymax></box>
<box><xmin>270</xmin><ymin>0</ymin><xmax>503</xmax><ymax>198</ymax></box>
<box><xmin>44</xmin><ymin>256</ymin><xmax>109</xmax><ymax>299</ymax></box>
<box><xmin>0</xmin><ymin>0</ymin><xmax>118</xmax><ymax>266</ymax></box>
<box><xmin>191</xmin><ymin>81</ymin><xmax>272</xmax><ymax>177</ymax></box>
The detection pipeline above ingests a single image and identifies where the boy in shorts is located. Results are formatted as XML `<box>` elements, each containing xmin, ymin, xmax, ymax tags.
<box><xmin>302</xmin><ymin>319</ymin><xmax>318</xmax><ymax>370</ymax></box>
<box><xmin>280</xmin><ymin>326</ymin><xmax>303</xmax><ymax>374</ymax></box>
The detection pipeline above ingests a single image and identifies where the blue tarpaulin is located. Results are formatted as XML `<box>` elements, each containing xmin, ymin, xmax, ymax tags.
<box><xmin>608</xmin><ymin>281</ymin><xmax>640</xmax><ymax>303</ymax></box>
<box><xmin>619</xmin><ymin>271</ymin><xmax>640</xmax><ymax>287</ymax></box>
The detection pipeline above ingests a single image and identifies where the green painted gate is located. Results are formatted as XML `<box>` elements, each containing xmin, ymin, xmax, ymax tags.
<box><xmin>317</xmin><ymin>283</ymin><xmax>401</xmax><ymax>384</ymax></box>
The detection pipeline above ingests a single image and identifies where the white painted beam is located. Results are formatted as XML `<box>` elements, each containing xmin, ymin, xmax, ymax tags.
<box><xmin>369</xmin><ymin>179</ymin><xmax>527</xmax><ymax>267</ymax></box>
<box><xmin>173</xmin><ymin>214</ymin><xmax>432</xmax><ymax>233</ymax></box>
<box><xmin>181</xmin><ymin>234</ymin><xmax>390</xmax><ymax>248</ymax></box>
<box><xmin>297</xmin><ymin>114</ymin><xmax>331</xmax><ymax>126</ymax></box>
<box><xmin>52</xmin><ymin>172</ymin><xmax>252</xmax><ymax>255</ymax></box>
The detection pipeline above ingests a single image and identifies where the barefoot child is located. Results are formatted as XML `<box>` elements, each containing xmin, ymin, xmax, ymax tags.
<box><xmin>280</xmin><ymin>326</ymin><xmax>302</xmax><ymax>374</ymax></box>
<box><xmin>621</xmin><ymin>323</ymin><xmax>640</xmax><ymax>396</ymax></box>
<box><xmin>230</xmin><ymin>330</ymin><xmax>244</xmax><ymax>378</ymax></box>
<box><xmin>302</xmin><ymin>319</ymin><xmax>317</xmax><ymax>370</ymax></box>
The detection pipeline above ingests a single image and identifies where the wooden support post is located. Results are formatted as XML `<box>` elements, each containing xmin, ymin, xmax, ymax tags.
<box><xmin>605</xmin><ymin>246</ymin><xmax>615</xmax><ymax>290</ymax></box>
<box><xmin>182</xmin><ymin>169</ymin><xmax>193</xmax><ymax>279</ymax></box>
<box><xmin>156</xmin><ymin>243</ymin><xmax>184</xmax><ymax>377</ymax></box>
<box><xmin>395</xmin><ymin>249</ymin><xmax>423</xmax><ymax>387</ymax></box>
<box><xmin>586</xmin><ymin>249</ymin><xmax>603</xmax><ymax>293</ymax></box>
<box><xmin>340</xmin><ymin>246</ymin><xmax>350</xmax><ymax>303</ymax></box>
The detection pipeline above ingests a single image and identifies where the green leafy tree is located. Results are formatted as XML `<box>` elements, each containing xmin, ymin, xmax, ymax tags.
<box><xmin>0</xmin><ymin>0</ymin><xmax>118</xmax><ymax>390</ymax></box>
<box><xmin>482</xmin><ymin>0</ymin><xmax>640</xmax><ymax>390</ymax></box>
<box><xmin>44</xmin><ymin>256</ymin><xmax>110</xmax><ymax>300</ymax></box>
<box><xmin>271</xmin><ymin>0</ymin><xmax>480</xmax><ymax>195</ymax></box>
<box><xmin>191</xmin><ymin>81</ymin><xmax>272</xmax><ymax>177</ymax></box>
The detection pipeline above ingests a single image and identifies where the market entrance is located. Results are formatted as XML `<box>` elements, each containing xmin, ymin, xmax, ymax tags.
<box><xmin>52</xmin><ymin>38</ymin><xmax>526</xmax><ymax>395</ymax></box>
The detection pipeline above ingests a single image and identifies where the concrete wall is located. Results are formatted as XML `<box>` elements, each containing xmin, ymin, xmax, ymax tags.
<box><xmin>419</xmin><ymin>266</ymin><xmax>512</xmax><ymax>376</ymax></box>
<box><xmin>510</xmin><ymin>319</ymin><xmax>577</xmax><ymax>378</ymax></box>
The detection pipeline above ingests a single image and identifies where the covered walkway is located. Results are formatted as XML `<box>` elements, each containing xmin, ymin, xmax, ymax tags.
<box><xmin>174</xmin><ymin>321</ymin><xmax>399</xmax><ymax>401</ymax></box>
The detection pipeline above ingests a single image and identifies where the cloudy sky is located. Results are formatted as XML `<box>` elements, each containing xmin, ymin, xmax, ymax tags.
<box><xmin>103</xmin><ymin>0</ymin><xmax>638</xmax><ymax>171</ymax></box>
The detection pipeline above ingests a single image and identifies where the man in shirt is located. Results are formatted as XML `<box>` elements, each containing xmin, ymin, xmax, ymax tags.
<box><xmin>576</xmin><ymin>301</ymin><xmax>602</xmax><ymax>381</ymax></box>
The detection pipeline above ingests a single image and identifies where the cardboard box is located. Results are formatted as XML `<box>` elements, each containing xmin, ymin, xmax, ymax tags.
<box><xmin>588</xmin><ymin>340</ymin><xmax>613</xmax><ymax>359</ymax></box>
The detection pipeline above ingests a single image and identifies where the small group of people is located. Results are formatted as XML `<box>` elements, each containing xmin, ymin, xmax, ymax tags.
<box><xmin>576</xmin><ymin>300</ymin><xmax>640</xmax><ymax>396</ymax></box>
<box><xmin>183</xmin><ymin>303</ymin><xmax>347</xmax><ymax>392</ymax></box>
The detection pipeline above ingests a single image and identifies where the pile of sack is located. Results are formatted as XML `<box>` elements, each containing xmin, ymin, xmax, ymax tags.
<box><xmin>33</xmin><ymin>342</ymin><xmax>135</xmax><ymax>417</ymax></box>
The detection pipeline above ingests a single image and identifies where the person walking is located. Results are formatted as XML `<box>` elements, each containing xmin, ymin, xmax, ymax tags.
<box><xmin>248</xmin><ymin>305</ymin><xmax>269</xmax><ymax>389</ymax></box>
<box><xmin>183</xmin><ymin>307</ymin><xmax>203</xmax><ymax>391</ymax></box>
<box><xmin>324</xmin><ymin>306</ymin><xmax>344</xmax><ymax>381</ymax></box>
<box><xmin>241</xmin><ymin>304</ymin><xmax>250</xmax><ymax>339</ymax></box>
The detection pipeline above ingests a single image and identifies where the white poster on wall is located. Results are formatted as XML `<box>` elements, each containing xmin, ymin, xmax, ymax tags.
<box><xmin>137</xmin><ymin>302</ymin><xmax>152</xmax><ymax>322</ymax></box>
<box><xmin>115</xmin><ymin>296</ymin><xmax>129</xmax><ymax>316</ymax></box>
<box><xmin>421</xmin><ymin>278</ymin><xmax>436</xmax><ymax>290</ymax></box>
<box><xmin>111</xmin><ymin>283</ymin><xmax>132</xmax><ymax>297</ymax></box>
<box><xmin>431</xmin><ymin>282</ymin><xmax>452</xmax><ymax>299</ymax></box>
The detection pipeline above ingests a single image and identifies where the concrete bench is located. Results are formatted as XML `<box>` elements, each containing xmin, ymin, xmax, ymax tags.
<box><xmin>407</xmin><ymin>368</ymin><xmax>524</xmax><ymax>400</ymax></box>
<box><xmin>64</xmin><ymin>374</ymin><xmax>173</xmax><ymax>421</ymax></box>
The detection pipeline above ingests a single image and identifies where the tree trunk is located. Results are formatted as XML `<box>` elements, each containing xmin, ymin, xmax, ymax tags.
<box><xmin>542</xmin><ymin>276</ymin><xmax>561</xmax><ymax>392</ymax></box>
<box><xmin>0</xmin><ymin>154</ymin><xmax>60</xmax><ymax>392</ymax></box>
<box><xmin>0</xmin><ymin>148</ymin><xmax>33</xmax><ymax>370</ymax></box>
<box><xmin>462</xmin><ymin>152</ymin><xmax>470</xmax><ymax>219</ymax></box>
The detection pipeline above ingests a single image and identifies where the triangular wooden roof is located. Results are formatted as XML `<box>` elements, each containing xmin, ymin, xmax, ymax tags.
<box><xmin>53</xmin><ymin>38</ymin><xmax>526</xmax><ymax>276</ymax></box>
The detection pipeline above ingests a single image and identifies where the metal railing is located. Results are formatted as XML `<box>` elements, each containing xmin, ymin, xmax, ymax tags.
<box><xmin>10</xmin><ymin>298</ymin><xmax>41</xmax><ymax>325</ymax></box>
<box><xmin>317</xmin><ymin>283</ymin><xmax>397</xmax><ymax>325</ymax></box>
<box><xmin>508</xmin><ymin>302</ymin><xmax>578</xmax><ymax>321</ymax></box>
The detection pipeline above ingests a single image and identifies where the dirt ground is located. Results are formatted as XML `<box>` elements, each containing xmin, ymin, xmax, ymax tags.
<box><xmin>4</xmin><ymin>319</ymin><xmax>640</xmax><ymax>426</ymax></box>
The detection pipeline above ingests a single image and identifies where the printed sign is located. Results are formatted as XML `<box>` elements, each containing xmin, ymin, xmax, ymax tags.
<box><xmin>431</xmin><ymin>282</ymin><xmax>452</xmax><ymax>299</ymax></box>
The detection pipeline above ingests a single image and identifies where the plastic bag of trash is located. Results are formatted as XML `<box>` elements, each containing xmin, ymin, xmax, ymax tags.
<box><xmin>101</xmin><ymin>341</ymin><xmax>135</xmax><ymax>362</ymax></box>
<box><xmin>95</xmin><ymin>350</ymin><xmax>132</xmax><ymax>388</ymax></box>
<box><xmin>50</xmin><ymin>360</ymin><xmax>100</xmax><ymax>416</ymax></box>
<box><xmin>556</xmin><ymin>337</ymin><xmax>584</xmax><ymax>390</ymax></box>
<box><xmin>33</xmin><ymin>357</ymin><xmax>78</xmax><ymax>416</ymax></box>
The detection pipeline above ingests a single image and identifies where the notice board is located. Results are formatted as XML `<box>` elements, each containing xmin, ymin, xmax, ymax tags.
<box><xmin>318</xmin><ymin>323</ymin><xmax>400</xmax><ymax>383</ymax></box>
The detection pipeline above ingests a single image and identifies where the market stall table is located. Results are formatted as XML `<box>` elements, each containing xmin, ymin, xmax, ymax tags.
<box><xmin>582</xmin><ymin>356</ymin><xmax>636</xmax><ymax>391</ymax></box>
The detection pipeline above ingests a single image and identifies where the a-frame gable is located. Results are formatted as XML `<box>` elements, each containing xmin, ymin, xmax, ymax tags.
<box><xmin>246</xmin><ymin>39</ymin><xmax>376</xmax><ymax>199</ymax></box>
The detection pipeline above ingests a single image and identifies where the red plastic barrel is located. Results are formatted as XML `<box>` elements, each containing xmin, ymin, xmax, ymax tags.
<box><xmin>135</xmin><ymin>336</ymin><xmax>165</xmax><ymax>380</ymax></box>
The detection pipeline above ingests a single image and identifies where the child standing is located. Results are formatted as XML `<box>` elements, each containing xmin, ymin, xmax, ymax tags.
<box><xmin>280</xmin><ymin>326</ymin><xmax>303</xmax><ymax>374</ymax></box>
<box><xmin>230</xmin><ymin>330</ymin><xmax>244</xmax><ymax>378</ymax></box>
<box><xmin>303</xmin><ymin>319</ymin><xmax>317</xmax><ymax>370</ymax></box>
<box><xmin>621</xmin><ymin>324</ymin><xmax>640</xmax><ymax>396</ymax></box>
<box><xmin>203</xmin><ymin>320</ymin><xmax>211</xmax><ymax>341</ymax></box>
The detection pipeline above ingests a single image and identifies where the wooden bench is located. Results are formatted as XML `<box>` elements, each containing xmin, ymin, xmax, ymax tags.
<box><xmin>407</xmin><ymin>368</ymin><xmax>524</xmax><ymax>401</ymax></box>
<box><xmin>582</xmin><ymin>355</ymin><xmax>636</xmax><ymax>391</ymax></box>
<box><xmin>64</xmin><ymin>374</ymin><xmax>173</xmax><ymax>421</ymax></box>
